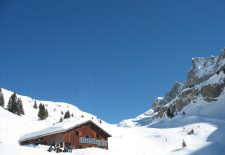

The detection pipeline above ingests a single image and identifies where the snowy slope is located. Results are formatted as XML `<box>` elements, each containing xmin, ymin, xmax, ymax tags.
<box><xmin>1</xmin><ymin>88</ymin><xmax>100</xmax><ymax>124</ymax></box>
<box><xmin>1</xmin><ymin>86</ymin><xmax>225</xmax><ymax>154</ymax></box>
<box><xmin>1</xmin><ymin>98</ymin><xmax>225</xmax><ymax>155</ymax></box>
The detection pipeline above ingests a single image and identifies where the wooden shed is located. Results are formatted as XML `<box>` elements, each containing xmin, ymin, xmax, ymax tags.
<box><xmin>19</xmin><ymin>119</ymin><xmax>111</xmax><ymax>150</ymax></box>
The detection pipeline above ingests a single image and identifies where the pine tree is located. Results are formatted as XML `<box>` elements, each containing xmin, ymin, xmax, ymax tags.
<box><xmin>167</xmin><ymin>107</ymin><xmax>174</xmax><ymax>118</ymax></box>
<box><xmin>45</xmin><ymin>109</ymin><xmax>49</xmax><ymax>119</ymax></box>
<box><xmin>38</xmin><ymin>103</ymin><xmax>48</xmax><ymax>120</ymax></box>
<box><xmin>33</xmin><ymin>100</ymin><xmax>38</xmax><ymax>109</ymax></box>
<box><xmin>64</xmin><ymin>110</ymin><xmax>70</xmax><ymax>119</ymax></box>
<box><xmin>59</xmin><ymin>117</ymin><xmax>63</xmax><ymax>122</ymax></box>
<box><xmin>38</xmin><ymin>104</ymin><xmax>43</xmax><ymax>120</ymax></box>
<box><xmin>7</xmin><ymin>93</ymin><xmax>24</xmax><ymax>116</ymax></box>
<box><xmin>7</xmin><ymin>92</ymin><xmax>17</xmax><ymax>113</ymax></box>
<box><xmin>0</xmin><ymin>88</ymin><xmax>4</xmax><ymax>107</ymax></box>
<box><xmin>17</xmin><ymin>98</ymin><xmax>24</xmax><ymax>115</ymax></box>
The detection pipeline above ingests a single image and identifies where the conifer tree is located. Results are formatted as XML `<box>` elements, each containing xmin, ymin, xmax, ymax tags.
<box><xmin>7</xmin><ymin>92</ymin><xmax>17</xmax><ymax>113</ymax></box>
<box><xmin>7</xmin><ymin>93</ymin><xmax>24</xmax><ymax>116</ymax></box>
<box><xmin>33</xmin><ymin>100</ymin><xmax>38</xmax><ymax>109</ymax></box>
<box><xmin>167</xmin><ymin>107</ymin><xmax>174</xmax><ymax>118</ymax></box>
<box><xmin>38</xmin><ymin>103</ymin><xmax>48</xmax><ymax>120</ymax></box>
<box><xmin>64</xmin><ymin>110</ymin><xmax>70</xmax><ymax>119</ymax></box>
<box><xmin>45</xmin><ymin>109</ymin><xmax>49</xmax><ymax>119</ymax></box>
<box><xmin>59</xmin><ymin>117</ymin><xmax>63</xmax><ymax>122</ymax></box>
<box><xmin>17</xmin><ymin>98</ymin><xmax>25</xmax><ymax>115</ymax></box>
<box><xmin>0</xmin><ymin>88</ymin><xmax>4</xmax><ymax>107</ymax></box>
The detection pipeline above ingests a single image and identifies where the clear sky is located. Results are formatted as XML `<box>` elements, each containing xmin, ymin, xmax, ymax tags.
<box><xmin>1</xmin><ymin>0</ymin><xmax>225</xmax><ymax>123</ymax></box>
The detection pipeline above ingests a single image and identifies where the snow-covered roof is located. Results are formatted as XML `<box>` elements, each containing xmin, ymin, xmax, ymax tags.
<box><xmin>19</xmin><ymin>118</ymin><xmax>111</xmax><ymax>142</ymax></box>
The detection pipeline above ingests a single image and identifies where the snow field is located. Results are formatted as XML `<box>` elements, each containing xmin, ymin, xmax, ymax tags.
<box><xmin>1</xmin><ymin>86</ymin><xmax>225</xmax><ymax>155</ymax></box>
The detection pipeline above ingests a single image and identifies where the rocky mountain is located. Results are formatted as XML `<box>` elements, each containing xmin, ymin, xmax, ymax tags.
<box><xmin>120</xmin><ymin>47</ymin><xmax>225</xmax><ymax>127</ymax></box>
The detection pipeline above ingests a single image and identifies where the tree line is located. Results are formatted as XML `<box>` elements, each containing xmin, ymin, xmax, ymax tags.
<box><xmin>0</xmin><ymin>89</ymin><xmax>76</xmax><ymax>122</ymax></box>
<box><xmin>0</xmin><ymin>89</ymin><xmax>24</xmax><ymax>116</ymax></box>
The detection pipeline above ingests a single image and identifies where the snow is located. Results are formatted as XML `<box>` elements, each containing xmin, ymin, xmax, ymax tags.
<box><xmin>1</xmin><ymin>105</ymin><xmax>224</xmax><ymax>155</ymax></box>
<box><xmin>118</xmin><ymin>108</ymin><xmax>156</xmax><ymax>127</ymax></box>
<box><xmin>1</xmin><ymin>88</ymin><xmax>99</xmax><ymax>124</ymax></box>
<box><xmin>113</xmin><ymin>52</ymin><xmax>225</xmax><ymax>154</ymax></box>
<box><xmin>201</xmin><ymin>71</ymin><xmax>225</xmax><ymax>86</ymax></box>
<box><xmin>1</xmin><ymin>86</ymin><xmax>225</xmax><ymax>155</ymax></box>
<box><xmin>123</xmin><ymin>52</ymin><xmax>225</xmax><ymax>128</ymax></box>
<box><xmin>192</xmin><ymin>56</ymin><xmax>218</xmax><ymax>78</ymax></box>
<box><xmin>157</xmin><ymin>97</ymin><xmax>164</xmax><ymax>100</ymax></box>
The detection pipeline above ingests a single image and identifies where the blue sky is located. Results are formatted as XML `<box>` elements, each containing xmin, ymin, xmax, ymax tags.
<box><xmin>0</xmin><ymin>0</ymin><xmax>225</xmax><ymax>123</ymax></box>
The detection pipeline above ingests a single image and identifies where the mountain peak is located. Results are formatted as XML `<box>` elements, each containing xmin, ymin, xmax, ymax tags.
<box><xmin>120</xmin><ymin>47</ymin><xmax>225</xmax><ymax>127</ymax></box>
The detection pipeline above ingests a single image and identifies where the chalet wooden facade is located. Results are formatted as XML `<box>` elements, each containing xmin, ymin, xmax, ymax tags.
<box><xmin>19</xmin><ymin>119</ymin><xmax>111</xmax><ymax>150</ymax></box>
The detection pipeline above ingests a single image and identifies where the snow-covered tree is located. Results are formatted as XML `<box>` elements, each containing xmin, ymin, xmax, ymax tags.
<box><xmin>0</xmin><ymin>88</ymin><xmax>4</xmax><ymax>107</ymax></box>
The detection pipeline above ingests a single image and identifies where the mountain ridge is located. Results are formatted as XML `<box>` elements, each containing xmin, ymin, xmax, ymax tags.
<box><xmin>120</xmin><ymin>47</ymin><xmax>225</xmax><ymax>127</ymax></box>
<box><xmin>0</xmin><ymin>88</ymin><xmax>102</xmax><ymax>125</ymax></box>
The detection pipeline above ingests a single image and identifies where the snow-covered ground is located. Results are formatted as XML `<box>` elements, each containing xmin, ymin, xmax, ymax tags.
<box><xmin>1</xmin><ymin>88</ymin><xmax>225</xmax><ymax>155</ymax></box>
<box><xmin>1</xmin><ymin>106</ymin><xmax>224</xmax><ymax>155</ymax></box>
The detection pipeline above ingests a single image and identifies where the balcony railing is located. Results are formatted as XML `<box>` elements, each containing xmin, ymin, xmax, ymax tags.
<box><xmin>79</xmin><ymin>137</ymin><xmax>108</xmax><ymax>147</ymax></box>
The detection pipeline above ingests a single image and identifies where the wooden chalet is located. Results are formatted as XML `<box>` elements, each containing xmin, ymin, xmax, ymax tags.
<box><xmin>19</xmin><ymin>119</ymin><xmax>111</xmax><ymax>150</ymax></box>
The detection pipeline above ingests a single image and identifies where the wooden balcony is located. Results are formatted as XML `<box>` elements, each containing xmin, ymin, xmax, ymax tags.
<box><xmin>79</xmin><ymin>137</ymin><xmax>108</xmax><ymax>147</ymax></box>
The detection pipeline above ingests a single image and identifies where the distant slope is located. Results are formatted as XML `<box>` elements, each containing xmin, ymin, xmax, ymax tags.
<box><xmin>1</xmin><ymin>88</ymin><xmax>101</xmax><ymax>124</ymax></box>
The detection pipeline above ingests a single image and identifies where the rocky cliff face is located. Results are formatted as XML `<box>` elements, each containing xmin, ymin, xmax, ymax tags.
<box><xmin>155</xmin><ymin>48</ymin><xmax>225</xmax><ymax>118</ymax></box>
<box><xmin>119</xmin><ymin>47</ymin><xmax>225</xmax><ymax>127</ymax></box>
